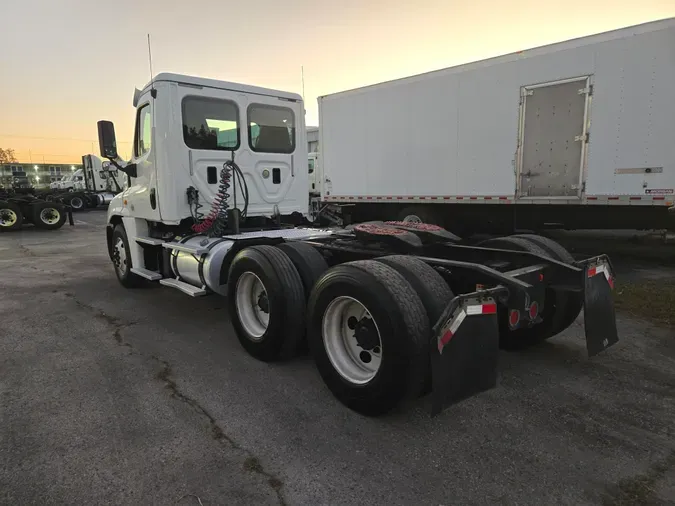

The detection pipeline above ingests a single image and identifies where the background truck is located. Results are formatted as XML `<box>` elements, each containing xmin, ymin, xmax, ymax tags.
<box><xmin>40</xmin><ymin>154</ymin><xmax>121</xmax><ymax>211</ymax></box>
<box><xmin>318</xmin><ymin>18</ymin><xmax>675</xmax><ymax>234</ymax></box>
<box><xmin>97</xmin><ymin>72</ymin><xmax>617</xmax><ymax>417</ymax></box>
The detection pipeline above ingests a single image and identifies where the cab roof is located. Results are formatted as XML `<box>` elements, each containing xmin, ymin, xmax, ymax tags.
<box><xmin>139</xmin><ymin>73</ymin><xmax>302</xmax><ymax>102</ymax></box>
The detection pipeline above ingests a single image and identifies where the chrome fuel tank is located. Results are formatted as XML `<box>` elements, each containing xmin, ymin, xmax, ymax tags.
<box><xmin>169</xmin><ymin>236</ymin><xmax>234</xmax><ymax>296</ymax></box>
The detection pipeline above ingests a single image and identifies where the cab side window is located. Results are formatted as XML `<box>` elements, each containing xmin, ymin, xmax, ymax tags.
<box><xmin>134</xmin><ymin>104</ymin><xmax>152</xmax><ymax>157</ymax></box>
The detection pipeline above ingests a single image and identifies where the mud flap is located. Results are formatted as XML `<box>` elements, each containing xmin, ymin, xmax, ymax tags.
<box><xmin>583</xmin><ymin>262</ymin><xmax>618</xmax><ymax>357</ymax></box>
<box><xmin>430</xmin><ymin>297</ymin><xmax>500</xmax><ymax>416</ymax></box>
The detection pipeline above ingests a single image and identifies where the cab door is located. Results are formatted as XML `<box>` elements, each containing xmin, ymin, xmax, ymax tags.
<box><xmin>125</xmin><ymin>100</ymin><xmax>161</xmax><ymax>220</ymax></box>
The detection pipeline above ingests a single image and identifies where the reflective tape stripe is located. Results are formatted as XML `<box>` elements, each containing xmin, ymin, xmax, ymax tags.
<box><xmin>588</xmin><ymin>263</ymin><xmax>613</xmax><ymax>287</ymax></box>
<box><xmin>437</xmin><ymin>302</ymin><xmax>497</xmax><ymax>353</ymax></box>
<box><xmin>322</xmin><ymin>195</ymin><xmax>671</xmax><ymax>205</ymax></box>
<box><xmin>466</xmin><ymin>303</ymin><xmax>498</xmax><ymax>315</ymax></box>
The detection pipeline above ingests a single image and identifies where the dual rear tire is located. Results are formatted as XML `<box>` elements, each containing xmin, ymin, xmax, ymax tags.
<box><xmin>478</xmin><ymin>234</ymin><xmax>582</xmax><ymax>349</ymax></box>
<box><xmin>0</xmin><ymin>201</ymin><xmax>66</xmax><ymax>231</ymax></box>
<box><xmin>227</xmin><ymin>246</ymin><xmax>452</xmax><ymax>416</ymax></box>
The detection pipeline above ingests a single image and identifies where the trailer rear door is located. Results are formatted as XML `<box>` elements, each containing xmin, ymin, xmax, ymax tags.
<box><xmin>517</xmin><ymin>77</ymin><xmax>591</xmax><ymax>199</ymax></box>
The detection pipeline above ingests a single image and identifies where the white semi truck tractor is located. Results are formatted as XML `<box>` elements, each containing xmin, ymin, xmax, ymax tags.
<box><xmin>98</xmin><ymin>73</ymin><xmax>618</xmax><ymax>416</ymax></box>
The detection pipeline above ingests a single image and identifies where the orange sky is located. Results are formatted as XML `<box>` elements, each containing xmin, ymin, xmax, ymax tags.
<box><xmin>1</xmin><ymin>0</ymin><xmax>673</xmax><ymax>163</ymax></box>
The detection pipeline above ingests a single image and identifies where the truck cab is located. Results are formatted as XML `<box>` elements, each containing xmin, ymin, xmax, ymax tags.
<box><xmin>49</xmin><ymin>170</ymin><xmax>84</xmax><ymax>190</ymax></box>
<box><xmin>104</xmin><ymin>73</ymin><xmax>308</xmax><ymax>227</ymax></box>
<box><xmin>82</xmin><ymin>154</ymin><xmax>123</xmax><ymax>193</ymax></box>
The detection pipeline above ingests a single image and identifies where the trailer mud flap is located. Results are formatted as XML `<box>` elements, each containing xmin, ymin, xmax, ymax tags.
<box><xmin>430</xmin><ymin>297</ymin><xmax>500</xmax><ymax>416</ymax></box>
<box><xmin>583</xmin><ymin>263</ymin><xmax>618</xmax><ymax>357</ymax></box>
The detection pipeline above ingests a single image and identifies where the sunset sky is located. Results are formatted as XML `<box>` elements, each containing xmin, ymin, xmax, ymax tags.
<box><xmin>1</xmin><ymin>0</ymin><xmax>673</xmax><ymax>163</ymax></box>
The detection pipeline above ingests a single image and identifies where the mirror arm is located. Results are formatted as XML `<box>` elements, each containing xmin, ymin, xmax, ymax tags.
<box><xmin>108</xmin><ymin>158</ymin><xmax>137</xmax><ymax>179</ymax></box>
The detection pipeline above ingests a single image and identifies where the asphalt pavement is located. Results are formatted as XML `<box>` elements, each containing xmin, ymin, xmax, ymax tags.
<box><xmin>1</xmin><ymin>211</ymin><xmax>674</xmax><ymax>505</ymax></box>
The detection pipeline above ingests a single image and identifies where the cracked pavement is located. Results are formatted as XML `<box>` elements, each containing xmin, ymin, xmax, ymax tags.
<box><xmin>1</xmin><ymin>212</ymin><xmax>674</xmax><ymax>505</ymax></box>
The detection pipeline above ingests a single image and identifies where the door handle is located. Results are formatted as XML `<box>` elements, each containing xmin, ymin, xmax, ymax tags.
<box><xmin>150</xmin><ymin>188</ymin><xmax>156</xmax><ymax>209</ymax></box>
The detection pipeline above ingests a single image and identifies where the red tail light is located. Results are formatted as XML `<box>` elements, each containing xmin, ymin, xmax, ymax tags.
<box><xmin>529</xmin><ymin>301</ymin><xmax>539</xmax><ymax>320</ymax></box>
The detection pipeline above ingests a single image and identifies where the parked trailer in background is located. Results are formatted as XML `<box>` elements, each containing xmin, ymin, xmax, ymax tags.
<box><xmin>318</xmin><ymin>18</ymin><xmax>675</xmax><ymax>234</ymax></box>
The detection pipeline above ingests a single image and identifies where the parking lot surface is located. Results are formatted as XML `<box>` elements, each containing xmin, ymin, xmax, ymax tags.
<box><xmin>1</xmin><ymin>212</ymin><xmax>674</xmax><ymax>505</ymax></box>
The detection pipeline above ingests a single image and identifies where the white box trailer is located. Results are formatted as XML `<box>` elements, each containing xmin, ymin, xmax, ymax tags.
<box><xmin>318</xmin><ymin>18</ymin><xmax>675</xmax><ymax>233</ymax></box>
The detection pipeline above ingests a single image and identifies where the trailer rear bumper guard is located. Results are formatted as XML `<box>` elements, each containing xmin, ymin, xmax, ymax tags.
<box><xmin>580</xmin><ymin>256</ymin><xmax>618</xmax><ymax>357</ymax></box>
<box><xmin>429</xmin><ymin>287</ymin><xmax>506</xmax><ymax>416</ymax></box>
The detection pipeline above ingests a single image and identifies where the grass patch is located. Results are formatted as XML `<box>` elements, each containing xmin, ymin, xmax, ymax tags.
<box><xmin>614</xmin><ymin>279</ymin><xmax>675</xmax><ymax>328</ymax></box>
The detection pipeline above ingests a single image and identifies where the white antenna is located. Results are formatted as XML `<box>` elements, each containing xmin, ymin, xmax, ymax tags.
<box><xmin>147</xmin><ymin>34</ymin><xmax>156</xmax><ymax>96</ymax></box>
<box><xmin>301</xmin><ymin>65</ymin><xmax>305</xmax><ymax>102</ymax></box>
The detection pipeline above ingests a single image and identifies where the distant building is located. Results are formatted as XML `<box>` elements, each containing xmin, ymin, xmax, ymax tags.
<box><xmin>0</xmin><ymin>162</ymin><xmax>83</xmax><ymax>188</ymax></box>
<box><xmin>307</xmin><ymin>126</ymin><xmax>319</xmax><ymax>153</ymax></box>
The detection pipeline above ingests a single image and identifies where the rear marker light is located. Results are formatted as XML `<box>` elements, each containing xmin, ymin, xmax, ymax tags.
<box><xmin>528</xmin><ymin>301</ymin><xmax>539</xmax><ymax>320</ymax></box>
<box><xmin>509</xmin><ymin>310</ymin><xmax>520</xmax><ymax>327</ymax></box>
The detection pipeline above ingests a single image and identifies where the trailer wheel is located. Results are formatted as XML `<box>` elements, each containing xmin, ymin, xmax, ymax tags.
<box><xmin>227</xmin><ymin>245</ymin><xmax>305</xmax><ymax>362</ymax></box>
<box><xmin>307</xmin><ymin>260</ymin><xmax>429</xmax><ymax>416</ymax></box>
<box><xmin>111</xmin><ymin>224</ymin><xmax>143</xmax><ymax>288</ymax></box>
<box><xmin>0</xmin><ymin>201</ymin><xmax>23</xmax><ymax>231</ymax></box>
<box><xmin>478</xmin><ymin>235</ymin><xmax>567</xmax><ymax>349</ymax></box>
<box><xmin>68</xmin><ymin>195</ymin><xmax>85</xmax><ymax>211</ymax></box>
<box><xmin>397</xmin><ymin>206</ymin><xmax>442</xmax><ymax>225</ymax></box>
<box><xmin>276</xmin><ymin>242</ymin><xmax>329</xmax><ymax>300</ymax></box>
<box><xmin>31</xmin><ymin>202</ymin><xmax>67</xmax><ymax>230</ymax></box>
<box><xmin>513</xmin><ymin>234</ymin><xmax>583</xmax><ymax>335</ymax></box>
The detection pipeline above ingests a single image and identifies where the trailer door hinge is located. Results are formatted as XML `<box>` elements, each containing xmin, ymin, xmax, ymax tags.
<box><xmin>578</xmin><ymin>85</ymin><xmax>593</xmax><ymax>95</ymax></box>
<box><xmin>575</xmin><ymin>133</ymin><xmax>590</xmax><ymax>143</ymax></box>
<box><xmin>522</xmin><ymin>89</ymin><xmax>534</xmax><ymax>96</ymax></box>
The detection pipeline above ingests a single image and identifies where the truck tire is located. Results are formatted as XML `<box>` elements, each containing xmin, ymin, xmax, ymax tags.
<box><xmin>111</xmin><ymin>224</ymin><xmax>143</xmax><ymax>288</ymax></box>
<box><xmin>512</xmin><ymin>234</ymin><xmax>574</xmax><ymax>263</ymax></box>
<box><xmin>397</xmin><ymin>206</ymin><xmax>442</xmax><ymax>226</ymax></box>
<box><xmin>227</xmin><ymin>245</ymin><xmax>306</xmax><ymax>362</ymax></box>
<box><xmin>68</xmin><ymin>195</ymin><xmax>85</xmax><ymax>211</ymax></box>
<box><xmin>513</xmin><ymin>234</ymin><xmax>583</xmax><ymax>335</ymax></box>
<box><xmin>31</xmin><ymin>202</ymin><xmax>67</xmax><ymax>230</ymax></box>
<box><xmin>0</xmin><ymin>201</ymin><xmax>23</xmax><ymax>231</ymax></box>
<box><xmin>478</xmin><ymin>235</ymin><xmax>565</xmax><ymax>349</ymax></box>
<box><xmin>374</xmin><ymin>255</ymin><xmax>453</xmax><ymax>328</ymax></box>
<box><xmin>276</xmin><ymin>242</ymin><xmax>329</xmax><ymax>300</ymax></box>
<box><xmin>307</xmin><ymin>260</ymin><xmax>429</xmax><ymax>416</ymax></box>
<box><xmin>374</xmin><ymin>255</ymin><xmax>453</xmax><ymax>395</ymax></box>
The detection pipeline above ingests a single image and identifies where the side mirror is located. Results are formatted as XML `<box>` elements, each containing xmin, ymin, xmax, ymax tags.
<box><xmin>97</xmin><ymin>120</ymin><xmax>118</xmax><ymax>159</ymax></box>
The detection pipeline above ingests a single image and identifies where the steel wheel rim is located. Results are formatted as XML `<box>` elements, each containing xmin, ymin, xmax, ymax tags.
<box><xmin>40</xmin><ymin>208</ymin><xmax>60</xmax><ymax>225</ymax></box>
<box><xmin>70</xmin><ymin>197</ymin><xmax>84</xmax><ymax>209</ymax></box>
<box><xmin>322</xmin><ymin>296</ymin><xmax>382</xmax><ymax>385</ymax></box>
<box><xmin>235</xmin><ymin>272</ymin><xmax>270</xmax><ymax>341</ymax></box>
<box><xmin>403</xmin><ymin>214</ymin><xmax>422</xmax><ymax>223</ymax></box>
<box><xmin>112</xmin><ymin>237</ymin><xmax>128</xmax><ymax>276</ymax></box>
<box><xmin>0</xmin><ymin>209</ymin><xmax>18</xmax><ymax>227</ymax></box>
